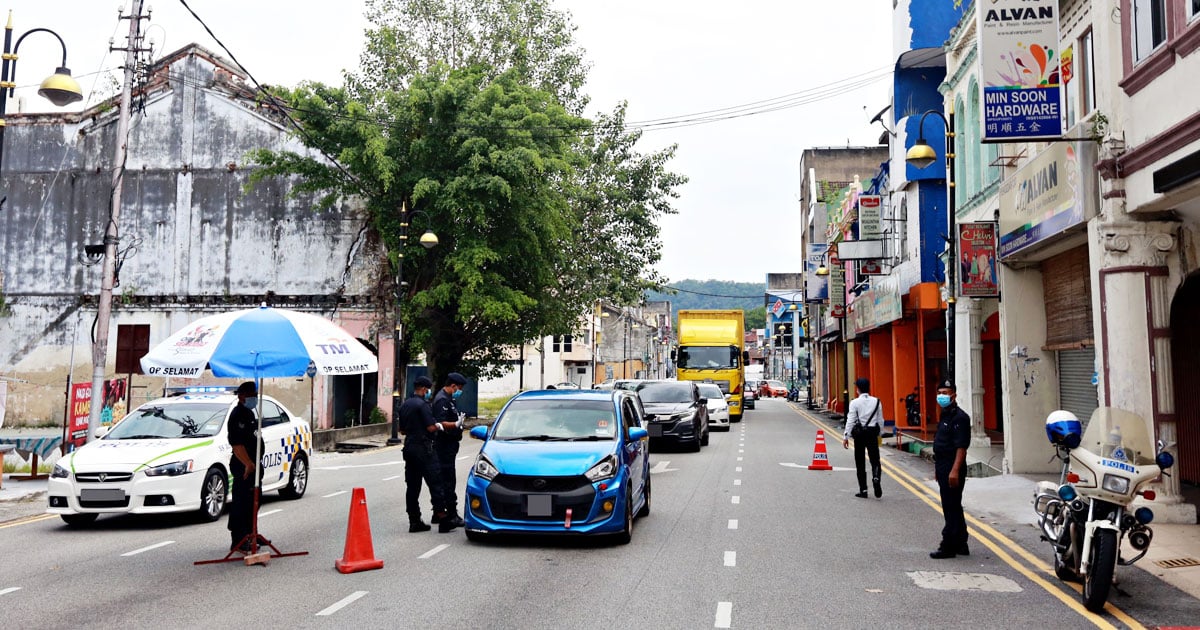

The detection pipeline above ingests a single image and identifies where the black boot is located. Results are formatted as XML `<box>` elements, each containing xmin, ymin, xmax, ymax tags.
<box><xmin>873</xmin><ymin>478</ymin><xmax>882</xmax><ymax>498</ymax></box>
<box><xmin>409</xmin><ymin>518</ymin><xmax>431</xmax><ymax>533</ymax></box>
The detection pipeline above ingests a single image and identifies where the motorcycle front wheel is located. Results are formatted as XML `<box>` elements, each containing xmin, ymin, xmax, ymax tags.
<box><xmin>1082</xmin><ymin>528</ymin><xmax>1118</xmax><ymax>612</ymax></box>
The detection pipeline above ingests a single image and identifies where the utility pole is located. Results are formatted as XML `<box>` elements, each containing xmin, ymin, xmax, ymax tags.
<box><xmin>87</xmin><ymin>0</ymin><xmax>146</xmax><ymax>443</ymax></box>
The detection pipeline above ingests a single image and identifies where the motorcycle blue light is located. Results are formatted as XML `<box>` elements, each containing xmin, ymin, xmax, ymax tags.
<box><xmin>1057</xmin><ymin>484</ymin><xmax>1077</xmax><ymax>501</ymax></box>
<box><xmin>1135</xmin><ymin>507</ymin><xmax>1154</xmax><ymax>524</ymax></box>
<box><xmin>1156</xmin><ymin>451</ymin><xmax>1175</xmax><ymax>470</ymax></box>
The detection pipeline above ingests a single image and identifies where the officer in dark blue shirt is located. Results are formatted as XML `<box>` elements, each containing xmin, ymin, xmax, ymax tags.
<box><xmin>431</xmin><ymin>372</ymin><xmax>468</xmax><ymax>533</ymax></box>
<box><xmin>400</xmin><ymin>376</ymin><xmax>454</xmax><ymax>532</ymax></box>
<box><xmin>227</xmin><ymin>381</ymin><xmax>265</xmax><ymax>553</ymax></box>
<box><xmin>930</xmin><ymin>379</ymin><xmax>972</xmax><ymax>559</ymax></box>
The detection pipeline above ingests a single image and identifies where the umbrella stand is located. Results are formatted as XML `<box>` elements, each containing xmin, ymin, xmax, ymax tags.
<box><xmin>195</xmin><ymin>366</ymin><xmax>309</xmax><ymax>567</ymax></box>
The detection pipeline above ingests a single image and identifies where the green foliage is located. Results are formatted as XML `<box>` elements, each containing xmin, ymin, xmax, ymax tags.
<box><xmin>646</xmin><ymin>280</ymin><xmax>765</xmax><ymax>331</ymax></box>
<box><xmin>368</xmin><ymin>406</ymin><xmax>388</xmax><ymax>425</ymax></box>
<box><xmin>476</xmin><ymin>394</ymin><xmax>514</xmax><ymax>418</ymax></box>
<box><xmin>250</xmin><ymin>0</ymin><xmax>684</xmax><ymax>387</ymax></box>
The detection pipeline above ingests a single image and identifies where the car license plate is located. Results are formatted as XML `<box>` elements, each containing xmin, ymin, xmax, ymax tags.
<box><xmin>648</xmin><ymin>424</ymin><xmax>663</xmax><ymax>437</ymax></box>
<box><xmin>80</xmin><ymin>488</ymin><xmax>126</xmax><ymax>502</ymax></box>
<box><xmin>526</xmin><ymin>494</ymin><xmax>552</xmax><ymax>517</ymax></box>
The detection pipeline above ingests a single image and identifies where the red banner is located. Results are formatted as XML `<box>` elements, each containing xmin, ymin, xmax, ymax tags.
<box><xmin>67</xmin><ymin>378</ymin><xmax>129</xmax><ymax>448</ymax></box>
<box><xmin>958</xmin><ymin>222</ymin><xmax>1000</xmax><ymax>298</ymax></box>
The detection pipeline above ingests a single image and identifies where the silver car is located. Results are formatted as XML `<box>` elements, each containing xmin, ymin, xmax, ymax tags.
<box><xmin>697</xmin><ymin>383</ymin><xmax>731</xmax><ymax>431</ymax></box>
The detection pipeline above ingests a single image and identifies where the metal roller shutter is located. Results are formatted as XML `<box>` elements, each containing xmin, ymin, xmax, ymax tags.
<box><xmin>1058</xmin><ymin>347</ymin><xmax>1098</xmax><ymax>423</ymax></box>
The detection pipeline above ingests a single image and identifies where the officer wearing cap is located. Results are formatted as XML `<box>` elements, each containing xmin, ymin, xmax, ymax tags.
<box><xmin>930</xmin><ymin>379</ymin><xmax>972</xmax><ymax>559</ymax></box>
<box><xmin>431</xmin><ymin>372</ymin><xmax>469</xmax><ymax>532</ymax></box>
<box><xmin>399</xmin><ymin>375</ymin><xmax>456</xmax><ymax>532</ymax></box>
<box><xmin>228</xmin><ymin>381</ymin><xmax>265</xmax><ymax>553</ymax></box>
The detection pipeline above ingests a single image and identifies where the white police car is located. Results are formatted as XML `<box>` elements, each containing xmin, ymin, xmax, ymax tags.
<box><xmin>47</xmin><ymin>387</ymin><xmax>312</xmax><ymax>526</ymax></box>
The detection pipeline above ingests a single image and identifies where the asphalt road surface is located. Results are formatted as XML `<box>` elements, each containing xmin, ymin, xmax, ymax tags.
<box><xmin>2</xmin><ymin>398</ymin><xmax>1197</xmax><ymax>629</ymax></box>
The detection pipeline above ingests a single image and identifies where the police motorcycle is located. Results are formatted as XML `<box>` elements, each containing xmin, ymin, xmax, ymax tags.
<box><xmin>1033</xmin><ymin>407</ymin><xmax>1175</xmax><ymax>612</ymax></box>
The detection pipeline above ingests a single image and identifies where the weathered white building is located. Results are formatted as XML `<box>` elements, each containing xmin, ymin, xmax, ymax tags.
<box><xmin>0</xmin><ymin>45</ymin><xmax>384</xmax><ymax>429</ymax></box>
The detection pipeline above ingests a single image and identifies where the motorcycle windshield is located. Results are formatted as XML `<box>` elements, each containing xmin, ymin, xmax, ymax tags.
<box><xmin>1080</xmin><ymin>407</ymin><xmax>1155</xmax><ymax>465</ymax></box>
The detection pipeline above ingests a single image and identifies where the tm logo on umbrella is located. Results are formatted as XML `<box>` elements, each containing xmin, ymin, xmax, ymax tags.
<box><xmin>316</xmin><ymin>339</ymin><xmax>354</xmax><ymax>355</ymax></box>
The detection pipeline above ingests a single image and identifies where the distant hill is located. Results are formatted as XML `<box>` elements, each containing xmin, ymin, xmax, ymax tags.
<box><xmin>646</xmin><ymin>280</ymin><xmax>765</xmax><ymax>330</ymax></box>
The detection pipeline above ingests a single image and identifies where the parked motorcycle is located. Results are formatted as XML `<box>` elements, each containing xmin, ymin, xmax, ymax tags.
<box><xmin>1033</xmin><ymin>407</ymin><xmax>1175</xmax><ymax>612</ymax></box>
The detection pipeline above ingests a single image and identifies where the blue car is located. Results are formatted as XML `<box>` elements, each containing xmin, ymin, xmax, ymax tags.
<box><xmin>464</xmin><ymin>389</ymin><xmax>651</xmax><ymax>544</ymax></box>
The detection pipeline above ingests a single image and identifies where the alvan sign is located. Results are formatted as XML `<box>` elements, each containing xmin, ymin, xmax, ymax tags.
<box><xmin>977</xmin><ymin>0</ymin><xmax>1064</xmax><ymax>141</ymax></box>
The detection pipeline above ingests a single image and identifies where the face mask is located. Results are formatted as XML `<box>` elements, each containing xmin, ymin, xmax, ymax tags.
<box><xmin>244</xmin><ymin>397</ymin><xmax>258</xmax><ymax>410</ymax></box>
<box><xmin>423</xmin><ymin>390</ymin><xmax>432</xmax><ymax>401</ymax></box>
<box><xmin>452</xmin><ymin>389</ymin><xmax>463</xmax><ymax>400</ymax></box>
<box><xmin>936</xmin><ymin>394</ymin><xmax>952</xmax><ymax>408</ymax></box>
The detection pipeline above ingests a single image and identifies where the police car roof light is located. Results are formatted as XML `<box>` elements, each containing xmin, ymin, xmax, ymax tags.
<box><xmin>166</xmin><ymin>386</ymin><xmax>237</xmax><ymax>397</ymax></box>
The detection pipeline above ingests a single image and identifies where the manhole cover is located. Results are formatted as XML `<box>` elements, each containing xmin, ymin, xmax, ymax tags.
<box><xmin>1155</xmin><ymin>557</ymin><xmax>1200</xmax><ymax>569</ymax></box>
<box><xmin>907</xmin><ymin>571</ymin><xmax>1023</xmax><ymax>592</ymax></box>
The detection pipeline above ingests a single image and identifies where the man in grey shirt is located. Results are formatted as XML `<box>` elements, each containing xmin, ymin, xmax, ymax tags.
<box><xmin>842</xmin><ymin>378</ymin><xmax>883</xmax><ymax>498</ymax></box>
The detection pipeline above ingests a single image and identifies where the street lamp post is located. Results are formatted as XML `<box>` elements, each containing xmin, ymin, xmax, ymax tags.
<box><xmin>905</xmin><ymin>105</ymin><xmax>957</xmax><ymax>385</ymax></box>
<box><xmin>387</xmin><ymin>202</ymin><xmax>439</xmax><ymax>446</ymax></box>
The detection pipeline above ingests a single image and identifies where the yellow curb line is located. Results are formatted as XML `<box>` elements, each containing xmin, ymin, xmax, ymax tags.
<box><xmin>0</xmin><ymin>512</ymin><xmax>56</xmax><ymax>529</ymax></box>
<box><xmin>789</xmin><ymin>404</ymin><xmax>1142</xmax><ymax>630</ymax></box>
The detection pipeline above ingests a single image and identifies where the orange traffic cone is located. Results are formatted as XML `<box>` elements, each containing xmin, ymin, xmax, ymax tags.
<box><xmin>335</xmin><ymin>487</ymin><xmax>385</xmax><ymax>574</ymax></box>
<box><xmin>808</xmin><ymin>429</ymin><xmax>834</xmax><ymax>471</ymax></box>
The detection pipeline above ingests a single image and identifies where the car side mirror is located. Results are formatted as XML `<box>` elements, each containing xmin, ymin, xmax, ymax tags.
<box><xmin>628</xmin><ymin>427</ymin><xmax>648</xmax><ymax>441</ymax></box>
<box><xmin>469</xmin><ymin>425</ymin><xmax>488</xmax><ymax>440</ymax></box>
<box><xmin>698</xmin><ymin>397</ymin><xmax>707</xmax><ymax>406</ymax></box>
<box><xmin>95</xmin><ymin>426</ymin><xmax>111</xmax><ymax>439</ymax></box>
<box><xmin>724</xmin><ymin>393</ymin><xmax>732</xmax><ymax>401</ymax></box>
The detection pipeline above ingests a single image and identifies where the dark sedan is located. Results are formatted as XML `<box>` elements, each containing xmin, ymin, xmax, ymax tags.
<box><xmin>631</xmin><ymin>380</ymin><xmax>709</xmax><ymax>452</ymax></box>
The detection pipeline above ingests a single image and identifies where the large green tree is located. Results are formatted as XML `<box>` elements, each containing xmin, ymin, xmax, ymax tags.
<box><xmin>252</xmin><ymin>0</ymin><xmax>683</xmax><ymax>384</ymax></box>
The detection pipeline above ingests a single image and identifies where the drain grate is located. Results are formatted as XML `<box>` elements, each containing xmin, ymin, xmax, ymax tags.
<box><xmin>1154</xmin><ymin>557</ymin><xmax>1200</xmax><ymax>569</ymax></box>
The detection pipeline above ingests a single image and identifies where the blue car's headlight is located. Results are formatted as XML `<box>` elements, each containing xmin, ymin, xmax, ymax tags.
<box><xmin>143</xmin><ymin>460</ymin><xmax>194</xmax><ymax>477</ymax></box>
<box><xmin>472</xmin><ymin>454</ymin><xmax>499</xmax><ymax>481</ymax></box>
<box><xmin>585</xmin><ymin>455</ymin><xmax>618</xmax><ymax>483</ymax></box>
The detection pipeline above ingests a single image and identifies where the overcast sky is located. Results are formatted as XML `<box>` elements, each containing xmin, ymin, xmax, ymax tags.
<box><xmin>7</xmin><ymin>0</ymin><xmax>891</xmax><ymax>285</ymax></box>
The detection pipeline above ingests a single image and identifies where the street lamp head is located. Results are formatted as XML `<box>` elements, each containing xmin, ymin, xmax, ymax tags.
<box><xmin>418</xmin><ymin>229</ymin><xmax>438</xmax><ymax>249</ymax></box>
<box><xmin>815</xmin><ymin>264</ymin><xmax>829</xmax><ymax>277</ymax></box>
<box><xmin>905</xmin><ymin>139</ymin><xmax>938</xmax><ymax>169</ymax></box>
<box><xmin>787</xmin><ymin>303</ymin><xmax>798</xmax><ymax>311</ymax></box>
<box><xmin>38</xmin><ymin>66</ymin><xmax>83</xmax><ymax>106</ymax></box>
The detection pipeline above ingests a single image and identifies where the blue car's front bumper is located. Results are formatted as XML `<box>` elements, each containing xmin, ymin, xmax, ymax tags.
<box><xmin>464</xmin><ymin>471</ymin><xmax>631</xmax><ymax>536</ymax></box>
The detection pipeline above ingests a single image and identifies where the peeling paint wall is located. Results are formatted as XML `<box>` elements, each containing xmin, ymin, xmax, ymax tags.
<box><xmin>0</xmin><ymin>46</ymin><xmax>382</xmax><ymax>426</ymax></box>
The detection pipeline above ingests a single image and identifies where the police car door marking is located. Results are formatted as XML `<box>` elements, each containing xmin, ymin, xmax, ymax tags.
<box><xmin>315</xmin><ymin>591</ymin><xmax>368</xmax><ymax>617</ymax></box>
<box><xmin>121</xmin><ymin>540</ymin><xmax>176</xmax><ymax>557</ymax></box>
<box><xmin>419</xmin><ymin>544</ymin><xmax>450</xmax><ymax>559</ymax></box>
<box><xmin>133</xmin><ymin>440</ymin><xmax>215</xmax><ymax>472</ymax></box>
<box><xmin>322</xmin><ymin>490</ymin><xmax>348</xmax><ymax>498</ymax></box>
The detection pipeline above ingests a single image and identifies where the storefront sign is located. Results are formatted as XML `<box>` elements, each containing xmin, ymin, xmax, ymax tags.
<box><xmin>850</xmin><ymin>276</ymin><xmax>903</xmax><ymax>335</ymax></box>
<box><xmin>830</xmin><ymin>256</ymin><xmax>846</xmax><ymax>319</ymax></box>
<box><xmin>999</xmin><ymin>142</ymin><xmax>1087</xmax><ymax>258</ymax></box>
<box><xmin>858</xmin><ymin>195</ymin><xmax>882</xmax><ymax>239</ymax></box>
<box><xmin>858</xmin><ymin>259</ymin><xmax>885</xmax><ymax>276</ymax></box>
<box><xmin>978</xmin><ymin>0</ymin><xmax>1064</xmax><ymax>141</ymax></box>
<box><xmin>66</xmin><ymin>378</ymin><xmax>129</xmax><ymax>449</ymax></box>
<box><xmin>958</xmin><ymin>222</ymin><xmax>1000</xmax><ymax>297</ymax></box>
<box><xmin>805</xmin><ymin>243</ymin><xmax>829</xmax><ymax>303</ymax></box>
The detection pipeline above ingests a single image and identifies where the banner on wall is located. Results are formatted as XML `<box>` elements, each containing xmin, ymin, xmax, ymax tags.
<box><xmin>958</xmin><ymin>222</ymin><xmax>1000</xmax><ymax>298</ymax></box>
<box><xmin>805</xmin><ymin>243</ymin><xmax>829</xmax><ymax>303</ymax></box>
<box><xmin>977</xmin><ymin>0</ymin><xmax>1064</xmax><ymax>141</ymax></box>
<box><xmin>998</xmin><ymin>142</ymin><xmax>1089</xmax><ymax>258</ymax></box>
<box><xmin>66</xmin><ymin>378</ymin><xmax>129</xmax><ymax>449</ymax></box>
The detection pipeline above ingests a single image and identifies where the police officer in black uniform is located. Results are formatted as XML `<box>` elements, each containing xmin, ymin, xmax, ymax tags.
<box><xmin>930</xmin><ymin>379</ymin><xmax>972</xmax><ymax>559</ymax></box>
<box><xmin>400</xmin><ymin>376</ymin><xmax>454</xmax><ymax>532</ymax></box>
<box><xmin>228</xmin><ymin>381</ymin><xmax>265</xmax><ymax>553</ymax></box>
<box><xmin>431</xmin><ymin>372</ymin><xmax>468</xmax><ymax>533</ymax></box>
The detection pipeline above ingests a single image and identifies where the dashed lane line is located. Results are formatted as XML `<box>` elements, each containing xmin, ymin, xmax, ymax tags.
<box><xmin>723</xmin><ymin>551</ymin><xmax>736</xmax><ymax>567</ymax></box>
<box><xmin>121</xmin><ymin>541</ymin><xmax>175</xmax><ymax>557</ymax></box>
<box><xmin>322</xmin><ymin>490</ymin><xmax>349</xmax><ymax>498</ymax></box>
<box><xmin>715</xmin><ymin>601</ymin><xmax>733</xmax><ymax>628</ymax></box>
<box><xmin>259</xmin><ymin>509</ymin><xmax>282</xmax><ymax>517</ymax></box>
<box><xmin>728</xmin><ymin>519</ymin><xmax>738</xmax><ymax>530</ymax></box>
<box><xmin>382</xmin><ymin>475</ymin><xmax>402</xmax><ymax>481</ymax></box>
<box><xmin>316</xmin><ymin>591</ymin><xmax>368</xmax><ymax>616</ymax></box>
<box><xmin>731</xmin><ymin>496</ymin><xmax>740</xmax><ymax>504</ymax></box>
<box><xmin>0</xmin><ymin>587</ymin><xmax>20</xmax><ymax>596</ymax></box>
<box><xmin>419</xmin><ymin>544</ymin><xmax>450</xmax><ymax>559</ymax></box>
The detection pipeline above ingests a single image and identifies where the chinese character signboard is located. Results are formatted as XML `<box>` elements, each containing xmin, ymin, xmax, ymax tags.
<box><xmin>830</xmin><ymin>247</ymin><xmax>846</xmax><ymax>319</ymax></box>
<box><xmin>958</xmin><ymin>222</ymin><xmax>1000</xmax><ymax>297</ymax></box>
<box><xmin>978</xmin><ymin>0</ymin><xmax>1064</xmax><ymax>141</ymax></box>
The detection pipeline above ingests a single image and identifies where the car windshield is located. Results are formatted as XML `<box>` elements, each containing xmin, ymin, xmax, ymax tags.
<box><xmin>698</xmin><ymin>384</ymin><xmax>723</xmax><ymax>400</ymax></box>
<box><xmin>676</xmin><ymin>346</ymin><xmax>736</xmax><ymax>369</ymax></box>
<box><xmin>105</xmin><ymin>402</ymin><xmax>229</xmax><ymax>439</ymax></box>
<box><xmin>493</xmin><ymin>399</ymin><xmax>617</xmax><ymax>441</ymax></box>
<box><xmin>634</xmin><ymin>381</ymin><xmax>693</xmax><ymax>404</ymax></box>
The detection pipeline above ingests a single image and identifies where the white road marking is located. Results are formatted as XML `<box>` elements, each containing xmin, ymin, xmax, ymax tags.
<box><xmin>322</xmin><ymin>490</ymin><xmax>349</xmax><ymax>498</ymax></box>
<box><xmin>0</xmin><ymin>587</ymin><xmax>20</xmax><ymax>596</ymax></box>
<box><xmin>316</xmin><ymin>591</ymin><xmax>368</xmax><ymax>616</ymax></box>
<box><xmin>382</xmin><ymin>475</ymin><xmax>402</xmax><ymax>481</ymax></box>
<box><xmin>728</xmin><ymin>519</ymin><xmax>738</xmax><ymax>530</ymax></box>
<box><xmin>738</xmin><ymin>449</ymin><xmax>744</xmax><ymax>453</ymax></box>
<box><xmin>419</xmin><ymin>544</ymin><xmax>450</xmax><ymax>559</ymax></box>
<box><xmin>456</xmin><ymin>455</ymin><xmax>471</xmax><ymax>461</ymax></box>
<box><xmin>724</xmin><ymin>551</ymin><xmax>736</xmax><ymax>567</ymax></box>
<box><xmin>313</xmin><ymin>462</ymin><xmax>401</xmax><ymax>471</ymax></box>
<box><xmin>733</xmin><ymin>479</ymin><xmax>741</xmax><ymax>486</ymax></box>
<box><xmin>715</xmin><ymin>601</ymin><xmax>733</xmax><ymax>628</ymax></box>
<box><xmin>649</xmin><ymin>461</ymin><xmax>678</xmax><ymax>474</ymax></box>
<box><xmin>737</xmin><ymin>457</ymin><xmax>743</xmax><ymax>462</ymax></box>
<box><xmin>735</xmin><ymin>466</ymin><xmax>742</xmax><ymax>472</ymax></box>
<box><xmin>121</xmin><ymin>541</ymin><xmax>175</xmax><ymax>557</ymax></box>
<box><xmin>731</xmin><ymin>496</ymin><xmax>740</xmax><ymax>504</ymax></box>
<box><xmin>778</xmin><ymin>462</ymin><xmax>855</xmax><ymax>472</ymax></box>
<box><xmin>259</xmin><ymin>509</ymin><xmax>282</xmax><ymax>517</ymax></box>
<box><xmin>906</xmin><ymin>571</ymin><xmax>1023</xmax><ymax>592</ymax></box>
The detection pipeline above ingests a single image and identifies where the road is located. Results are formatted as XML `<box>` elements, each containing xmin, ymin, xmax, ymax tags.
<box><xmin>1</xmin><ymin>398</ymin><xmax>1197</xmax><ymax>629</ymax></box>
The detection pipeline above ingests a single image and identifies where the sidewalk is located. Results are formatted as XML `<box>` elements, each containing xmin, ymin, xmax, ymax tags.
<box><xmin>796</xmin><ymin>403</ymin><xmax>1200</xmax><ymax>602</ymax></box>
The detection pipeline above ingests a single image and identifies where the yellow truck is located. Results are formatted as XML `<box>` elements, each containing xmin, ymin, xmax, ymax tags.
<box><xmin>674</xmin><ymin>310</ymin><xmax>749</xmax><ymax>422</ymax></box>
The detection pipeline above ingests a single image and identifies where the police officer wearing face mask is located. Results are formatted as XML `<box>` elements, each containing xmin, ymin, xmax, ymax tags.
<box><xmin>431</xmin><ymin>372</ymin><xmax>468</xmax><ymax>533</ymax></box>
<box><xmin>930</xmin><ymin>379</ymin><xmax>972</xmax><ymax>559</ymax></box>
<box><xmin>400</xmin><ymin>376</ymin><xmax>456</xmax><ymax>532</ymax></box>
<box><xmin>228</xmin><ymin>381</ymin><xmax>266</xmax><ymax>553</ymax></box>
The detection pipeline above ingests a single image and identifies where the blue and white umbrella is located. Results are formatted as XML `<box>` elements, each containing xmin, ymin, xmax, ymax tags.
<box><xmin>139</xmin><ymin>305</ymin><xmax>378</xmax><ymax>379</ymax></box>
